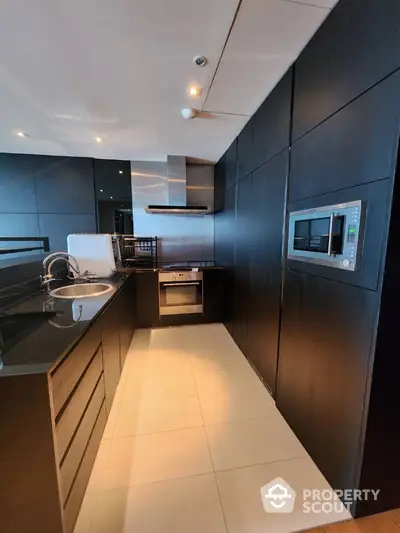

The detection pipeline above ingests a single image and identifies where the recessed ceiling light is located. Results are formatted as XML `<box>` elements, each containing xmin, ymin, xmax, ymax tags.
<box><xmin>94</xmin><ymin>136</ymin><xmax>103</xmax><ymax>143</ymax></box>
<box><xmin>100</xmin><ymin>189</ymin><xmax>104</xmax><ymax>192</ymax></box>
<box><xmin>118</xmin><ymin>170</ymin><xmax>123</xmax><ymax>174</ymax></box>
<box><xmin>110</xmin><ymin>196</ymin><xmax>113</xmax><ymax>199</ymax></box>
<box><xmin>15</xmin><ymin>131</ymin><xmax>28</xmax><ymax>138</ymax></box>
<box><xmin>189</xmin><ymin>86</ymin><xmax>202</xmax><ymax>97</ymax></box>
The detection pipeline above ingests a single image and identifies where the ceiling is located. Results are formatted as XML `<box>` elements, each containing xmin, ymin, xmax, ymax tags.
<box><xmin>0</xmin><ymin>0</ymin><xmax>338</xmax><ymax>163</ymax></box>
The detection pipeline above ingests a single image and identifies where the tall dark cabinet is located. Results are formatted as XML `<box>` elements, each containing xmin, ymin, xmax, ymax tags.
<box><xmin>214</xmin><ymin>0</ymin><xmax>400</xmax><ymax>518</ymax></box>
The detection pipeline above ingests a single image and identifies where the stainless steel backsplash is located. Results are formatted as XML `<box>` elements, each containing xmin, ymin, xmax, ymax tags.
<box><xmin>130</xmin><ymin>160</ymin><xmax>214</xmax><ymax>262</ymax></box>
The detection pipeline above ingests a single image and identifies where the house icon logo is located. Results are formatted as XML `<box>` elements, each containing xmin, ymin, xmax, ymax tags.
<box><xmin>260</xmin><ymin>477</ymin><xmax>296</xmax><ymax>514</ymax></box>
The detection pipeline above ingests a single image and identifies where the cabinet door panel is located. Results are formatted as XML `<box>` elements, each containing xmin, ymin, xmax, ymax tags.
<box><xmin>290</xmin><ymin>70</ymin><xmax>400</xmax><ymax>202</ymax></box>
<box><xmin>293</xmin><ymin>0</ymin><xmax>400</xmax><ymax>140</ymax></box>
<box><xmin>233</xmin><ymin>175</ymin><xmax>252</xmax><ymax>354</ymax></box>
<box><xmin>225</xmin><ymin>140</ymin><xmax>238</xmax><ymax>189</ymax></box>
<box><xmin>245</xmin><ymin>152</ymin><xmax>287</xmax><ymax>391</ymax></box>
<box><xmin>34</xmin><ymin>156</ymin><xmax>95</xmax><ymax>214</ymax></box>
<box><xmin>252</xmin><ymin>68</ymin><xmax>292</xmax><ymax>169</ymax></box>
<box><xmin>0</xmin><ymin>154</ymin><xmax>36</xmax><ymax>213</ymax></box>
<box><xmin>101</xmin><ymin>297</ymin><xmax>121</xmax><ymax>414</ymax></box>
<box><xmin>276</xmin><ymin>269</ymin><xmax>377</xmax><ymax>491</ymax></box>
<box><xmin>237</xmin><ymin>119</ymin><xmax>254</xmax><ymax>180</ymax></box>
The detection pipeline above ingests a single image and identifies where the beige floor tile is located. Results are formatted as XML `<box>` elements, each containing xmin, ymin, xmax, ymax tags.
<box><xmin>216</xmin><ymin>458</ymin><xmax>351</xmax><ymax>533</ymax></box>
<box><xmin>197</xmin><ymin>378</ymin><xmax>277</xmax><ymax>425</ymax></box>
<box><xmin>123</xmin><ymin>351</ymin><xmax>197</xmax><ymax>399</ymax></box>
<box><xmin>73</xmin><ymin>493</ymin><xmax>97</xmax><ymax>533</ymax></box>
<box><xmin>114</xmin><ymin>392</ymin><xmax>203</xmax><ymax>437</ymax></box>
<box><xmin>206</xmin><ymin>417</ymin><xmax>306</xmax><ymax>471</ymax></box>
<box><xmin>102</xmin><ymin>427</ymin><xmax>213</xmax><ymax>489</ymax></box>
<box><xmin>91</xmin><ymin>474</ymin><xmax>227</xmax><ymax>533</ymax></box>
<box><xmin>86</xmin><ymin>439</ymin><xmax>111</xmax><ymax>494</ymax></box>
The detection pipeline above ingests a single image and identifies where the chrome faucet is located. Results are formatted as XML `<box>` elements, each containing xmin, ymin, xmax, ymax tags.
<box><xmin>41</xmin><ymin>252</ymin><xmax>80</xmax><ymax>291</ymax></box>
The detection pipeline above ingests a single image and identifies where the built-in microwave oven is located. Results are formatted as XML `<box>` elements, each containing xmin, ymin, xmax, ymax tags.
<box><xmin>287</xmin><ymin>200</ymin><xmax>366</xmax><ymax>271</ymax></box>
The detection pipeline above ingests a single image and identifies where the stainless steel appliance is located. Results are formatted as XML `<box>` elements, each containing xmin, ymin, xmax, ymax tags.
<box><xmin>159</xmin><ymin>271</ymin><xmax>203</xmax><ymax>316</ymax></box>
<box><xmin>287</xmin><ymin>200</ymin><xmax>366</xmax><ymax>271</ymax></box>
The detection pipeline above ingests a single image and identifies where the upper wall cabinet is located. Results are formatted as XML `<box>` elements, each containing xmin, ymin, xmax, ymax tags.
<box><xmin>225</xmin><ymin>140</ymin><xmax>238</xmax><ymax>190</ymax></box>
<box><xmin>290</xmin><ymin>70</ymin><xmax>400</xmax><ymax>203</ymax></box>
<box><xmin>34</xmin><ymin>157</ymin><xmax>96</xmax><ymax>215</ymax></box>
<box><xmin>252</xmin><ymin>68</ymin><xmax>292</xmax><ymax>170</ymax></box>
<box><xmin>0</xmin><ymin>154</ymin><xmax>37</xmax><ymax>214</ymax></box>
<box><xmin>214</xmin><ymin>157</ymin><xmax>226</xmax><ymax>213</ymax></box>
<box><xmin>237</xmin><ymin>68</ymin><xmax>293</xmax><ymax>181</ymax></box>
<box><xmin>237</xmin><ymin>118</ymin><xmax>254</xmax><ymax>181</ymax></box>
<box><xmin>292</xmin><ymin>0</ymin><xmax>400</xmax><ymax>141</ymax></box>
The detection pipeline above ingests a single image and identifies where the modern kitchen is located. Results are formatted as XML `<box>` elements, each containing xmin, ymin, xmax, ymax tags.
<box><xmin>1</xmin><ymin>1</ymin><xmax>400</xmax><ymax>533</ymax></box>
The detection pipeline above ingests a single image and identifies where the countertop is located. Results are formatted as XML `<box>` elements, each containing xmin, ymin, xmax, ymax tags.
<box><xmin>0</xmin><ymin>271</ymin><xmax>132</xmax><ymax>378</ymax></box>
<box><xmin>131</xmin><ymin>261</ymin><xmax>226</xmax><ymax>272</ymax></box>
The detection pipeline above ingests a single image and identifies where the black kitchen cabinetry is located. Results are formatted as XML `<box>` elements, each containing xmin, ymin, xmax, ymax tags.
<box><xmin>232</xmin><ymin>152</ymin><xmax>287</xmax><ymax>393</ymax></box>
<box><xmin>290</xmin><ymin>70</ymin><xmax>400</xmax><ymax>203</ymax></box>
<box><xmin>277</xmin><ymin>270</ymin><xmax>378</xmax><ymax>496</ymax></box>
<box><xmin>292</xmin><ymin>0</ymin><xmax>400</xmax><ymax>141</ymax></box>
<box><xmin>134</xmin><ymin>271</ymin><xmax>160</xmax><ymax>328</ymax></box>
<box><xmin>100</xmin><ymin>274</ymin><xmax>136</xmax><ymax>412</ymax></box>
<box><xmin>203</xmin><ymin>269</ymin><xmax>226</xmax><ymax>323</ymax></box>
<box><xmin>252</xmin><ymin>68</ymin><xmax>292</xmax><ymax>171</ymax></box>
<box><xmin>236</xmin><ymin>68</ymin><xmax>292</xmax><ymax>182</ymax></box>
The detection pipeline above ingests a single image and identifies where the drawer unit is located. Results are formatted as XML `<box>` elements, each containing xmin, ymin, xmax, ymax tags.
<box><xmin>55</xmin><ymin>348</ymin><xmax>103</xmax><ymax>460</ymax></box>
<box><xmin>59</xmin><ymin>375</ymin><xmax>105</xmax><ymax>503</ymax></box>
<box><xmin>51</xmin><ymin>323</ymin><xmax>102</xmax><ymax>418</ymax></box>
<box><xmin>63</xmin><ymin>403</ymin><xmax>107</xmax><ymax>533</ymax></box>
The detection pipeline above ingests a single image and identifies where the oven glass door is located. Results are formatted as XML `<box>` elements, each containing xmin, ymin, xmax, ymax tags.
<box><xmin>159</xmin><ymin>281</ymin><xmax>203</xmax><ymax>315</ymax></box>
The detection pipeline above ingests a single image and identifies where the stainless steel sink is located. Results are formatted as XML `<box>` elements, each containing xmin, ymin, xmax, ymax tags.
<box><xmin>50</xmin><ymin>283</ymin><xmax>113</xmax><ymax>299</ymax></box>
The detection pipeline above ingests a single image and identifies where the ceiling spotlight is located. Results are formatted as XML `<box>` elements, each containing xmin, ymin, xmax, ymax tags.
<box><xmin>15</xmin><ymin>131</ymin><xmax>28</xmax><ymax>138</ymax></box>
<box><xmin>94</xmin><ymin>136</ymin><xmax>103</xmax><ymax>143</ymax></box>
<box><xmin>193</xmin><ymin>55</ymin><xmax>208</xmax><ymax>67</ymax></box>
<box><xmin>110</xmin><ymin>196</ymin><xmax>113</xmax><ymax>199</ymax></box>
<box><xmin>118</xmin><ymin>170</ymin><xmax>123</xmax><ymax>174</ymax></box>
<box><xmin>189</xmin><ymin>86</ymin><xmax>202</xmax><ymax>97</ymax></box>
<box><xmin>100</xmin><ymin>189</ymin><xmax>104</xmax><ymax>192</ymax></box>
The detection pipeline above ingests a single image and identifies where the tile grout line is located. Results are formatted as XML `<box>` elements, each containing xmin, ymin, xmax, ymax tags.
<box><xmin>86</xmin><ymin>452</ymin><xmax>313</xmax><ymax>497</ymax></box>
<box><xmin>188</xmin><ymin>353</ymin><xmax>230</xmax><ymax>533</ymax></box>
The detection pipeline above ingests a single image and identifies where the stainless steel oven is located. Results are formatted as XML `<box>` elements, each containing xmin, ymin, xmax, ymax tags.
<box><xmin>287</xmin><ymin>200</ymin><xmax>366</xmax><ymax>271</ymax></box>
<box><xmin>159</xmin><ymin>271</ymin><xmax>203</xmax><ymax>316</ymax></box>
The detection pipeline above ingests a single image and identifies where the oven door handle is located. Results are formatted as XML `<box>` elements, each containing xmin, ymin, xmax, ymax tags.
<box><xmin>327</xmin><ymin>213</ymin><xmax>335</xmax><ymax>256</ymax></box>
<box><xmin>162</xmin><ymin>282</ymin><xmax>201</xmax><ymax>287</ymax></box>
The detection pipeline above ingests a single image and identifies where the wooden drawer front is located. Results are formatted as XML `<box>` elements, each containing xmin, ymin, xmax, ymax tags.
<box><xmin>60</xmin><ymin>374</ymin><xmax>105</xmax><ymax>504</ymax></box>
<box><xmin>63</xmin><ymin>403</ymin><xmax>106</xmax><ymax>533</ymax></box>
<box><xmin>51</xmin><ymin>323</ymin><xmax>101</xmax><ymax>418</ymax></box>
<box><xmin>56</xmin><ymin>348</ymin><xmax>103</xmax><ymax>461</ymax></box>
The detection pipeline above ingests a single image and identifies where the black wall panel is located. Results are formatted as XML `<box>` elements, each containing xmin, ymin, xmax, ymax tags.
<box><xmin>0</xmin><ymin>154</ymin><xmax>37</xmax><ymax>214</ymax></box>
<box><xmin>237</xmin><ymin>68</ymin><xmax>292</xmax><ymax>182</ymax></box>
<box><xmin>293</xmin><ymin>0</ymin><xmax>400</xmax><ymax>141</ymax></box>
<box><xmin>225</xmin><ymin>140</ymin><xmax>237</xmax><ymax>190</ymax></box>
<box><xmin>277</xmin><ymin>269</ymin><xmax>378</xmax><ymax>493</ymax></box>
<box><xmin>34</xmin><ymin>156</ymin><xmax>95</xmax><ymax>214</ymax></box>
<box><xmin>237</xmin><ymin>119</ymin><xmax>254</xmax><ymax>181</ymax></box>
<box><xmin>38</xmin><ymin>214</ymin><xmax>97</xmax><ymax>252</ymax></box>
<box><xmin>290</xmin><ymin>71</ymin><xmax>400</xmax><ymax>202</ymax></box>
<box><xmin>252</xmin><ymin>68</ymin><xmax>292</xmax><ymax>170</ymax></box>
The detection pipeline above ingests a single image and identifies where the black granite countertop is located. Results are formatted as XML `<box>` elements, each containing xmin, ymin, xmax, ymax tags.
<box><xmin>0</xmin><ymin>271</ymin><xmax>132</xmax><ymax>377</ymax></box>
<box><xmin>131</xmin><ymin>261</ymin><xmax>226</xmax><ymax>272</ymax></box>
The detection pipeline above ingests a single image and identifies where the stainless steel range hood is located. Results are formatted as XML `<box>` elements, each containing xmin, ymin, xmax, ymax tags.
<box><xmin>145</xmin><ymin>156</ymin><xmax>211</xmax><ymax>215</ymax></box>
